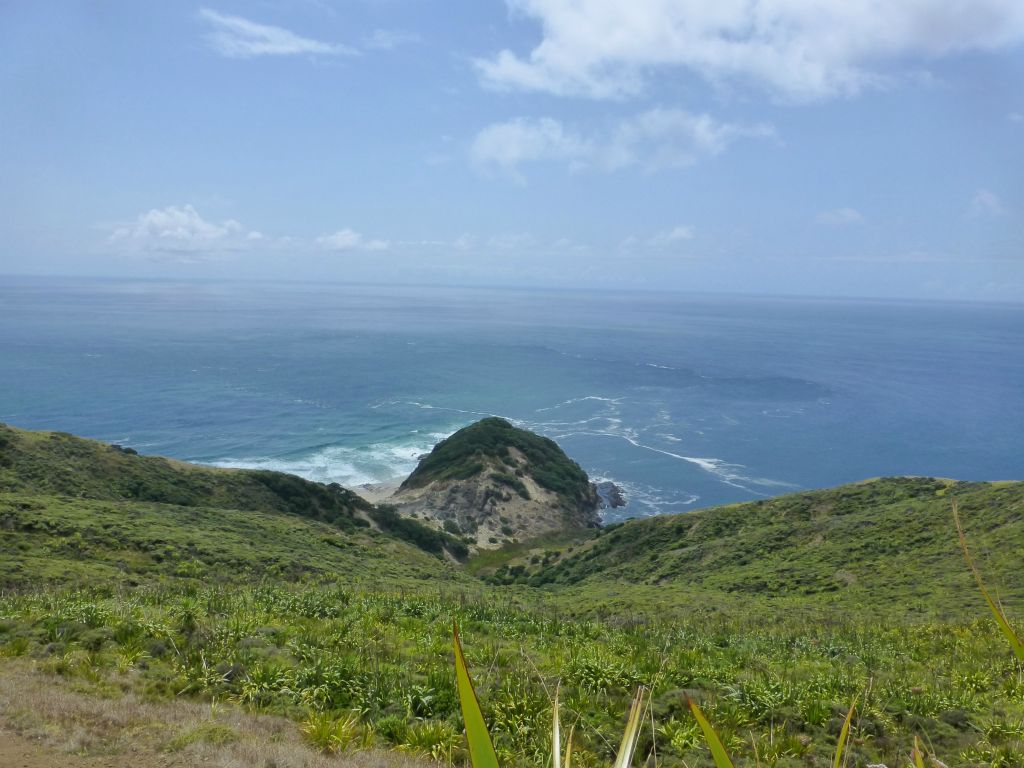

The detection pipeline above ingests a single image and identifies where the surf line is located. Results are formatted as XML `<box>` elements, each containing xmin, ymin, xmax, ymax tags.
<box><xmin>551</xmin><ymin>428</ymin><xmax>796</xmax><ymax>496</ymax></box>
<box><xmin>629</xmin><ymin>438</ymin><xmax>799</xmax><ymax>495</ymax></box>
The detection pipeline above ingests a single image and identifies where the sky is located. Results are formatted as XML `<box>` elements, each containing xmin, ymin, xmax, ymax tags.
<box><xmin>1</xmin><ymin>1</ymin><xmax>1023</xmax><ymax>301</ymax></box>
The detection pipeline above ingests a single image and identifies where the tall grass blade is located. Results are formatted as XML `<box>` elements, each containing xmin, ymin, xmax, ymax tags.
<box><xmin>613</xmin><ymin>688</ymin><xmax>646</xmax><ymax>768</ymax></box>
<box><xmin>564</xmin><ymin>723</ymin><xmax>575</xmax><ymax>768</ymax></box>
<box><xmin>954</xmin><ymin>500</ymin><xmax>1024</xmax><ymax>661</ymax></box>
<box><xmin>912</xmin><ymin>735</ymin><xmax>926</xmax><ymax>768</ymax></box>
<box><xmin>453</xmin><ymin>624</ymin><xmax>500</xmax><ymax>768</ymax></box>
<box><xmin>832</xmin><ymin>697</ymin><xmax>856</xmax><ymax>768</ymax></box>
<box><xmin>687</xmin><ymin>698</ymin><xmax>735</xmax><ymax>768</ymax></box>
<box><xmin>552</xmin><ymin>684</ymin><xmax>561</xmax><ymax>768</ymax></box>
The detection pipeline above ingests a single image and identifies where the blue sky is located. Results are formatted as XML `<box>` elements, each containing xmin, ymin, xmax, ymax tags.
<box><xmin>2</xmin><ymin>1</ymin><xmax>1022</xmax><ymax>300</ymax></box>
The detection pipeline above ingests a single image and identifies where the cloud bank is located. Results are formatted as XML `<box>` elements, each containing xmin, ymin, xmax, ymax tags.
<box><xmin>109</xmin><ymin>204</ymin><xmax>262</xmax><ymax>255</ymax></box>
<box><xmin>477</xmin><ymin>0</ymin><xmax>1024</xmax><ymax>100</ymax></box>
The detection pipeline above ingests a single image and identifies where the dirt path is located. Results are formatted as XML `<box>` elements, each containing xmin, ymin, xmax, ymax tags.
<box><xmin>0</xmin><ymin>660</ymin><xmax>427</xmax><ymax>768</ymax></box>
<box><xmin>0</xmin><ymin>728</ymin><xmax>143</xmax><ymax>768</ymax></box>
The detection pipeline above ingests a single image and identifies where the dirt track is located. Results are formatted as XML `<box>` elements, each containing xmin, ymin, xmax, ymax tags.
<box><xmin>0</xmin><ymin>660</ymin><xmax>425</xmax><ymax>768</ymax></box>
<box><xmin>0</xmin><ymin>729</ymin><xmax>145</xmax><ymax>768</ymax></box>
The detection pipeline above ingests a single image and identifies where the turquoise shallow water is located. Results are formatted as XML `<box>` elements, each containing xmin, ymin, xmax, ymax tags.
<box><xmin>2</xmin><ymin>277</ymin><xmax>1022</xmax><ymax>520</ymax></box>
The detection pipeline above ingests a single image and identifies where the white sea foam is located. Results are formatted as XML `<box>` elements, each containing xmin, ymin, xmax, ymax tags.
<box><xmin>617</xmin><ymin>437</ymin><xmax>798</xmax><ymax>494</ymax></box>
<box><xmin>591</xmin><ymin>474</ymin><xmax>699</xmax><ymax>521</ymax></box>
<box><xmin>207</xmin><ymin>430</ymin><xmax>454</xmax><ymax>488</ymax></box>
<box><xmin>535</xmin><ymin>395</ymin><xmax>623</xmax><ymax>412</ymax></box>
<box><xmin>209</xmin><ymin>450</ymin><xmax>379</xmax><ymax>487</ymax></box>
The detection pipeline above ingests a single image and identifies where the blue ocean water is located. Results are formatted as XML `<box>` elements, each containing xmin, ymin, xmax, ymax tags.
<box><xmin>1</xmin><ymin>277</ymin><xmax>1022</xmax><ymax>520</ymax></box>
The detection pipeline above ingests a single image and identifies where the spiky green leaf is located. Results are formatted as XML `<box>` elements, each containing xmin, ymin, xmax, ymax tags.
<box><xmin>613</xmin><ymin>688</ymin><xmax>646</xmax><ymax>768</ymax></box>
<box><xmin>954</xmin><ymin>501</ymin><xmax>1024</xmax><ymax>661</ymax></box>
<box><xmin>912</xmin><ymin>736</ymin><xmax>926</xmax><ymax>768</ymax></box>
<box><xmin>552</xmin><ymin>684</ymin><xmax>561</xmax><ymax>768</ymax></box>
<box><xmin>453</xmin><ymin>624</ymin><xmax>500</xmax><ymax>768</ymax></box>
<box><xmin>832</xmin><ymin>698</ymin><xmax>856</xmax><ymax>768</ymax></box>
<box><xmin>687</xmin><ymin>698</ymin><xmax>735</xmax><ymax>768</ymax></box>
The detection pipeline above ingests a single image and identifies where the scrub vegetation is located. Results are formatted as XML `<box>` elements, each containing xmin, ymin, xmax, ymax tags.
<box><xmin>1</xmin><ymin>422</ymin><xmax>1023</xmax><ymax>767</ymax></box>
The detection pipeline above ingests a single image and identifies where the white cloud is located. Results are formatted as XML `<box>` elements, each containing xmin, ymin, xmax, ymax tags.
<box><xmin>470</xmin><ymin>118</ymin><xmax>592</xmax><ymax>181</ymax></box>
<box><xmin>316</xmin><ymin>228</ymin><xmax>390</xmax><ymax>251</ymax></box>
<box><xmin>364</xmin><ymin>29</ymin><xmax>420</xmax><ymax>51</ymax></box>
<box><xmin>109</xmin><ymin>204</ymin><xmax>260</xmax><ymax>254</ymax></box>
<box><xmin>472</xmin><ymin>109</ymin><xmax>772</xmax><ymax>179</ymax></box>
<box><xmin>199</xmin><ymin>8</ymin><xmax>356</xmax><ymax>59</ymax></box>
<box><xmin>477</xmin><ymin>1</ymin><xmax>1024</xmax><ymax>101</ymax></box>
<box><xmin>818</xmin><ymin>207</ymin><xmax>865</xmax><ymax>225</ymax></box>
<box><xmin>606</xmin><ymin>109</ymin><xmax>774</xmax><ymax>170</ymax></box>
<box><xmin>621</xmin><ymin>226</ymin><xmax>696</xmax><ymax>251</ymax></box>
<box><xmin>650</xmin><ymin>226</ymin><xmax>694</xmax><ymax>245</ymax></box>
<box><xmin>1009</xmin><ymin>112</ymin><xmax>1024</xmax><ymax>123</ymax></box>
<box><xmin>969</xmin><ymin>189</ymin><xmax>1007</xmax><ymax>217</ymax></box>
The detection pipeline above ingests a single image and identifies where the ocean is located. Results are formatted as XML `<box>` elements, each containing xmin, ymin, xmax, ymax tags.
<box><xmin>2</xmin><ymin>276</ymin><xmax>1022</xmax><ymax>521</ymax></box>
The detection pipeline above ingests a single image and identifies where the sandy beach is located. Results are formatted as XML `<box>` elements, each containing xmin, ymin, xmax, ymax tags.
<box><xmin>353</xmin><ymin>481</ymin><xmax>400</xmax><ymax>504</ymax></box>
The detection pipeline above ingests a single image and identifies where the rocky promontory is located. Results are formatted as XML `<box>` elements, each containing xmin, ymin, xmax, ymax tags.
<box><xmin>387</xmin><ymin>418</ymin><xmax>602</xmax><ymax>549</ymax></box>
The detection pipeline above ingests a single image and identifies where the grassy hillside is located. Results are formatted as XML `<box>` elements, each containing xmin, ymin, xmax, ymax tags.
<box><xmin>0</xmin><ymin>422</ymin><xmax>471</xmax><ymax>562</ymax></box>
<box><xmin>2</xmin><ymin>576</ymin><xmax>1022</xmax><ymax>767</ymax></box>
<box><xmin>479</xmin><ymin>477</ymin><xmax>1024</xmax><ymax>618</ymax></box>
<box><xmin>400</xmin><ymin>417</ymin><xmax>595</xmax><ymax>509</ymax></box>
<box><xmin>0</xmin><ymin>491</ymin><xmax>461</xmax><ymax>589</ymax></box>
<box><xmin>0</xmin><ymin>423</ymin><xmax>371</xmax><ymax>529</ymax></box>
<box><xmin>2</xmin><ymin>423</ymin><xmax>1023</xmax><ymax>766</ymax></box>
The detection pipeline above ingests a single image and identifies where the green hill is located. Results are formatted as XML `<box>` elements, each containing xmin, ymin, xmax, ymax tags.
<box><xmin>0</xmin><ymin>423</ymin><xmax>469</xmax><ymax>585</ymax></box>
<box><xmin>4</xmin><ymin>421</ymin><xmax>1022</xmax><ymax>617</ymax></box>
<box><xmin>400</xmin><ymin>417</ymin><xmax>596</xmax><ymax>509</ymax></box>
<box><xmin>0</xmin><ymin>423</ymin><xmax>371</xmax><ymax>529</ymax></box>
<box><xmin>482</xmin><ymin>476</ymin><xmax>1024</xmax><ymax>619</ymax></box>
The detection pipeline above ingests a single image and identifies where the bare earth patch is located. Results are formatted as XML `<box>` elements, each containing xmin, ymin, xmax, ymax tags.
<box><xmin>0</xmin><ymin>661</ymin><xmax>430</xmax><ymax>768</ymax></box>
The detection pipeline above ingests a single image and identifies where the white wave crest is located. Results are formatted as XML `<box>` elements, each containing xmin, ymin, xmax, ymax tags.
<box><xmin>207</xmin><ymin>431</ymin><xmax>454</xmax><ymax>488</ymax></box>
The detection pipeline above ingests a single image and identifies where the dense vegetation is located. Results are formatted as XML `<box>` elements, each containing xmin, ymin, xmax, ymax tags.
<box><xmin>400</xmin><ymin>418</ymin><xmax>594</xmax><ymax>508</ymax></box>
<box><xmin>1</xmin><ymin>423</ymin><xmax>1023</xmax><ymax>766</ymax></box>
<box><xmin>370</xmin><ymin>504</ymin><xmax>470</xmax><ymax>560</ymax></box>
<box><xmin>2</xmin><ymin>582</ymin><xmax>1022</xmax><ymax>767</ymax></box>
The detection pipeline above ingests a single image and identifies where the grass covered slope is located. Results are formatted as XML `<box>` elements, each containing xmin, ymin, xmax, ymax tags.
<box><xmin>0</xmin><ymin>423</ymin><xmax>473</xmax><ymax>585</ymax></box>
<box><xmin>0</xmin><ymin>491</ymin><xmax>458</xmax><ymax>588</ymax></box>
<box><xmin>1</xmin><ymin>422</ymin><xmax>1023</xmax><ymax>766</ymax></box>
<box><xmin>0</xmin><ymin>423</ymin><xmax>371</xmax><ymax>530</ymax></box>
<box><xmin>488</xmin><ymin>477</ymin><xmax>1024</xmax><ymax>616</ymax></box>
